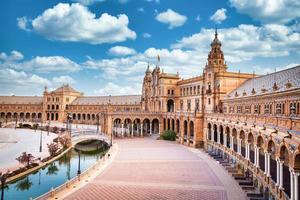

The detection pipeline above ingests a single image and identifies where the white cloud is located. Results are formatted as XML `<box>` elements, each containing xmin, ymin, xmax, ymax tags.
<box><xmin>72</xmin><ymin>0</ymin><xmax>105</xmax><ymax>5</ymax></box>
<box><xmin>94</xmin><ymin>82</ymin><xmax>140</xmax><ymax>95</ymax></box>
<box><xmin>230</xmin><ymin>0</ymin><xmax>300</xmax><ymax>24</ymax></box>
<box><xmin>142</xmin><ymin>33</ymin><xmax>151</xmax><ymax>38</ymax></box>
<box><xmin>210</xmin><ymin>8</ymin><xmax>227</xmax><ymax>24</ymax></box>
<box><xmin>146</xmin><ymin>0</ymin><xmax>160</xmax><ymax>3</ymax></box>
<box><xmin>195</xmin><ymin>15</ymin><xmax>201</xmax><ymax>21</ymax></box>
<box><xmin>172</xmin><ymin>24</ymin><xmax>300</xmax><ymax>62</ymax></box>
<box><xmin>20</xmin><ymin>3</ymin><xmax>136</xmax><ymax>44</ymax></box>
<box><xmin>17</xmin><ymin>17</ymin><xmax>30</xmax><ymax>31</ymax></box>
<box><xmin>52</xmin><ymin>75</ymin><xmax>76</xmax><ymax>85</ymax></box>
<box><xmin>137</xmin><ymin>7</ymin><xmax>145</xmax><ymax>13</ymax></box>
<box><xmin>108</xmin><ymin>46</ymin><xmax>136</xmax><ymax>56</ymax></box>
<box><xmin>0</xmin><ymin>68</ymin><xmax>50</xmax><ymax>95</ymax></box>
<box><xmin>155</xmin><ymin>9</ymin><xmax>187</xmax><ymax>29</ymax></box>
<box><xmin>19</xmin><ymin>56</ymin><xmax>80</xmax><ymax>73</ymax></box>
<box><xmin>0</xmin><ymin>50</ymin><xmax>24</xmax><ymax>62</ymax></box>
<box><xmin>0</xmin><ymin>51</ymin><xmax>80</xmax><ymax>73</ymax></box>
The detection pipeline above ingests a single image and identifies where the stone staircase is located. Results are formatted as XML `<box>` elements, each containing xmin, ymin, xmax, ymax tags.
<box><xmin>206</xmin><ymin>150</ymin><xmax>265</xmax><ymax>200</ymax></box>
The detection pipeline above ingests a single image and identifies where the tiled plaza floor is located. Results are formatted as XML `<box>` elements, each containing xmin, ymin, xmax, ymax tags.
<box><xmin>64</xmin><ymin>137</ymin><xmax>246</xmax><ymax>200</ymax></box>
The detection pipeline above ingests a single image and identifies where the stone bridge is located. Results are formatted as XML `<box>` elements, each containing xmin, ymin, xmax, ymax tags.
<box><xmin>71</xmin><ymin>129</ymin><xmax>111</xmax><ymax>147</ymax></box>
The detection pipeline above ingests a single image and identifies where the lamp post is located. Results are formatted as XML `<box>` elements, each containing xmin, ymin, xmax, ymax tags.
<box><xmin>77</xmin><ymin>150</ymin><xmax>81</xmax><ymax>175</ymax></box>
<box><xmin>39</xmin><ymin>128</ymin><xmax>43</xmax><ymax>152</ymax></box>
<box><xmin>47</xmin><ymin>121</ymin><xmax>50</xmax><ymax>136</ymax></box>
<box><xmin>0</xmin><ymin>172</ymin><xmax>8</xmax><ymax>200</ymax></box>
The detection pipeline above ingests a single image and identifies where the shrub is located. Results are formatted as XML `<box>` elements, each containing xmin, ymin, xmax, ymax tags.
<box><xmin>160</xmin><ymin>130</ymin><xmax>176</xmax><ymax>141</ymax></box>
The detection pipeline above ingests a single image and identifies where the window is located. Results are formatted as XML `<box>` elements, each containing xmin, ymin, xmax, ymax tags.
<box><xmin>264</xmin><ymin>104</ymin><xmax>270</xmax><ymax>114</ymax></box>
<box><xmin>208</xmin><ymin>98</ymin><xmax>211</xmax><ymax>105</ymax></box>
<box><xmin>56</xmin><ymin>105</ymin><xmax>59</xmax><ymax>110</ymax></box>
<box><xmin>276</xmin><ymin>103</ymin><xmax>285</xmax><ymax>115</ymax></box>
<box><xmin>180</xmin><ymin>100</ymin><xmax>183</xmax><ymax>110</ymax></box>
<box><xmin>197</xmin><ymin>85</ymin><xmax>200</xmax><ymax>94</ymax></box>
<box><xmin>195</xmin><ymin>99</ymin><xmax>199</xmax><ymax>111</ymax></box>
<box><xmin>237</xmin><ymin>105</ymin><xmax>242</xmax><ymax>113</ymax></box>
<box><xmin>47</xmin><ymin>105</ymin><xmax>50</xmax><ymax>110</ymax></box>
<box><xmin>245</xmin><ymin>105</ymin><xmax>251</xmax><ymax>114</ymax></box>
<box><xmin>193</xmin><ymin>86</ymin><xmax>196</xmax><ymax>95</ymax></box>
<box><xmin>52</xmin><ymin>105</ymin><xmax>54</xmax><ymax>110</ymax></box>
<box><xmin>171</xmin><ymin>90</ymin><xmax>174</xmax><ymax>95</ymax></box>
<box><xmin>168</xmin><ymin>90</ymin><xmax>170</xmax><ymax>95</ymax></box>
<box><xmin>254</xmin><ymin>105</ymin><xmax>260</xmax><ymax>114</ymax></box>
<box><xmin>187</xmin><ymin>100</ymin><xmax>191</xmax><ymax>111</ymax></box>
<box><xmin>290</xmin><ymin>102</ymin><xmax>296</xmax><ymax>115</ymax></box>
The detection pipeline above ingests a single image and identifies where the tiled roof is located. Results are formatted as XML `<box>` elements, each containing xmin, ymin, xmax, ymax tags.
<box><xmin>53</xmin><ymin>84</ymin><xmax>80</xmax><ymax>94</ymax></box>
<box><xmin>71</xmin><ymin>95</ymin><xmax>141</xmax><ymax>105</ymax></box>
<box><xmin>226</xmin><ymin>65</ymin><xmax>300</xmax><ymax>99</ymax></box>
<box><xmin>0</xmin><ymin>96</ymin><xmax>43</xmax><ymax>104</ymax></box>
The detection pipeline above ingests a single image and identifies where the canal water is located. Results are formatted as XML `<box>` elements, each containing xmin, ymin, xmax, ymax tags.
<box><xmin>1</xmin><ymin>145</ymin><xmax>107</xmax><ymax>200</ymax></box>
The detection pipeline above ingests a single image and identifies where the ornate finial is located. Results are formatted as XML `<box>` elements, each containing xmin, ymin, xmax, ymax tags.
<box><xmin>146</xmin><ymin>63</ymin><xmax>151</xmax><ymax>74</ymax></box>
<box><xmin>157</xmin><ymin>54</ymin><xmax>160</xmax><ymax>63</ymax></box>
<box><xmin>215</xmin><ymin>26</ymin><xmax>218</xmax><ymax>38</ymax></box>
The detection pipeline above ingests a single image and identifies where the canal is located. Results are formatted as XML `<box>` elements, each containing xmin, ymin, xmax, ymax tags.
<box><xmin>1</xmin><ymin>140</ymin><xmax>108</xmax><ymax>200</ymax></box>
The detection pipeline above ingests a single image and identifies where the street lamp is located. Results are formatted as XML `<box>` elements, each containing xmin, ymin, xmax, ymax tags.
<box><xmin>77</xmin><ymin>150</ymin><xmax>81</xmax><ymax>175</ymax></box>
<box><xmin>39</xmin><ymin>128</ymin><xmax>43</xmax><ymax>152</ymax></box>
<box><xmin>47</xmin><ymin>121</ymin><xmax>50</xmax><ymax>136</ymax></box>
<box><xmin>0</xmin><ymin>172</ymin><xmax>8</xmax><ymax>200</ymax></box>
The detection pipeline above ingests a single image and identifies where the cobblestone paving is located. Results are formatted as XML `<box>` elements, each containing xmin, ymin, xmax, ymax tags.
<box><xmin>65</xmin><ymin>137</ymin><xmax>245</xmax><ymax>200</ymax></box>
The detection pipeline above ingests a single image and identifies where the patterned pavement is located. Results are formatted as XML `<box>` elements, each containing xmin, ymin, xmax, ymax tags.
<box><xmin>64</xmin><ymin>137</ymin><xmax>246</xmax><ymax>200</ymax></box>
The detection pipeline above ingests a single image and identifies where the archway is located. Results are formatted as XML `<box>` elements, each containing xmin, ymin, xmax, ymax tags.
<box><xmin>207</xmin><ymin>123</ymin><xmax>212</xmax><ymax>140</ymax></box>
<box><xmin>232</xmin><ymin>128</ymin><xmax>237</xmax><ymax>152</ymax></box>
<box><xmin>133</xmin><ymin>118</ymin><xmax>141</xmax><ymax>136</ymax></box>
<box><xmin>113</xmin><ymin>118</ymin><xmax>122</xmax><ymax>137</ymax></box>
<box><xmin>124</xmin><ymin>118</ymin><xmax>132</xmax><ymax>136</ymax></box>
<box><xmin>167</xmin><ymin>99</ymin><xmax>174</xmax><ymax>112</ymax></box>
<box><xmin>268</xmin><ymin>140</ymin><xmax>277</xmax><ymax>183</ymax></box>
<box><xmin>280</xmin><ymin>145</ymin><xmax>291</xmax><ymax>197</ymax></box>
<box><xmin>176</xmin><ymin>119</ymin><xmax>180</xmax><ymax>135</ymax></box>
<box><xmin>240</xmin><ymin>130</ymin><xmax>245</xmax><ymax>157</ymax></box>
<box><xmin>257</xmin><ymin>136</ymin><xmax>265</xmax><ymax>171</ymax></box>
<box><xmin>213</xmin><ymin>124</ymin><xmax>218</xmax><ymax>142</ymax></box>
<box><xmin>225</xmin><ymin>127</ymin><xmax>230</xmax><ymax>148</ymax></box>
<box><xmin>219</xmin><ymin>125</ymin><xmax>224</xmax><ymax>145</ymax></box>
<box><xmin>190</xmin><ymin>121</ymin><xmax>194</xmax><ymax>139</ymax></box>
<box><xmin>248</xmin><ymin>133</ymin><xmax>255</xmax><ymax>163</ymax></box>
<box><xmin>143</xmin><ymin>118</ymin><xmax>151</xmax><ymax>135</ymax></box>
<box><xmin>184</xmin><ymin>120</ymin><xmax>188</xmax><ymax>140</ymax></box>
<box><xmin>152</xmin><ymin>118</ymin><xmax>159</xmax><ymax>134</ymax></box>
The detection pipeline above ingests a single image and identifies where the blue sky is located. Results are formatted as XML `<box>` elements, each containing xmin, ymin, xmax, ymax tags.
<box><xmin>0</xmin><ymin>0</ymin><xmax>299</xmax><ymax>96</ymax></box>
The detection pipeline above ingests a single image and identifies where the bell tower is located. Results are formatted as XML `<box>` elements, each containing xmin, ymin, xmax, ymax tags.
<box><xmin>206</xmin><ymin>28</ymin><xmax>227</xmax><ymax>73</ymax></box>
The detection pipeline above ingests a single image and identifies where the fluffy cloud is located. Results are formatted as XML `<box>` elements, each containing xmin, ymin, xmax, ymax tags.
<box><xmin>17</xmin><ymin>17</ymin><xmax>30</xmax><ymax>31</ymax></box>
<box><xmin>18</xmin><ymin>56</ymin><xmax>80</xmax><ymax>73</ymax></box>
<box><xmin>230</xmin><ymin>0</ymin><xmax>300</xmax><ymax>24</ymax></box>
<box><xmin>0</xmin><ymin>50</ymin><xmax>24</xmax><ymax>62</ymax></box>
<box><xmin>155</xmin><ymin>9</ymin><xmax>187</xmax><ymax>29</ymax></box>
<box><xmin>0</xmin><ymin>51</ymin><xmax>80</xmax><ymax>73</ymax></box>
<box><xmin>210</xmin><ymin>8</ymin><xmax>227</xmax><ymax>24</ymax></box>
<box><xmin>142</xmin><ymin>33</ymin><xmax>151</xmax><ymax>38</ymax></box>
<box><xmin>52</xmin><ymin>75</ymin><xmax>76</xmax><ymax>85</ymax></box>
<box><xmin>94</xmin><ymin>82</ymin><xmax>141</xmax><ymax>95</ymax></box>
<box><xmin>172</xmin><ymin>24</ymin><xmax>300</xmax><ymax>62</ymax></box>
<box><xmin>72</xmin><ymin>0</ymin><xmax>105</xmax><ymax>5</ymax></box>
<box><xmin>0</xmin><ymin>68</ymin><xmax>50</xmax><ymax>95</ymax></box>
<box><xmin>108</xmin><ymin>46</ymin><xmax>136</xmax><ymax>56</ymax></box>
<box><xmin>19</xmin><ymin>3</ymin><xmax>136</xmax><ymax>44</ymax></box>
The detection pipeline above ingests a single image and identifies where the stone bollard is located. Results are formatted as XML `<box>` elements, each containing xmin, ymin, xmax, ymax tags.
<box><xmin>50</xmin><ymin>187</ymin><xmax>54</xmax><ymax>197</ymax></box>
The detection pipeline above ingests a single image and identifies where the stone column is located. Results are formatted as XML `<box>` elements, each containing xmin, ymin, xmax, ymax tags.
<box><xmin>279</xmin><ymin>160</ymin><xmax>284</xmax><ymax>189</ymax></box>
<box><xmin>217</xmin><ymin>128</ymin><xmax>220</xmax><ymax>144</ymax></box>
<box><xmin>224</xmin><ymin>133</ymin><xmax>227</xmax><ymax>147</ymax></box>
<box><xmin>254</xmin><ymin>146</ymin><xmax>257</xmax><ymax>166</ymax></box>
<box><xmin>230</xmin><ymin>136</ymin><xmax>234</xmax><ymax>150</ymax></box>
<box><xmin>267</xmin><ymin>153</ymin><xmax>271</xmax><ymax>177</ymax></box>
<box><xmin>121</xmin><ymin>123</ymin><xmax>124</xmax><ymax>137</ymax></box>
<box><xmin>212</xmin><ymin>130</ymin><xmax>215</xmax><ymax>142</ymax></box>
<box><xmin>290</xmin><ymin>168</ymin><xmax>295</xmax><ymax>200</ymax></box>
<box><xmin>295</xmin><ymin>172</ymin><xmax>299</xmax><ymax>200</ymax></box>
<box><xmin>140</xmin><ymin>123</ymin><xmax>143</xmax><ymax>136</ymax></box>
<box><xmin>150</xmin><ymin>122</ymin><xmax>152</xmax><ymax>135</ymax></box>
<box><xmin>246</xmin><ymin>142</ymin><xmax>250</xmax><ymax>160</ymax></box>
<box><xmin>238</xmin><ymin>139</ymin><xmax>242</xmax><ymax>155</ymax></box>
<box><xmin>276</xmin><ymin>159</ymin><xmax>280</xmax><ymax>186</ymax></box>
<box><xmin>256</xmin><ymin>147</ymin><xmax>260</xmax><ymax>168</ymax></box>
<box><xmin>131</xmin><ymin>123</ymin><xmax>134</xmax><ymax>137</ymax></box>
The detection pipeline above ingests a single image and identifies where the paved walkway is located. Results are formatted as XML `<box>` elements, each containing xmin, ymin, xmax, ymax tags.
<box><xmin>64</xmin><ymin>137</ymin><xmax>246</xmax><ymax>200</ymax></box>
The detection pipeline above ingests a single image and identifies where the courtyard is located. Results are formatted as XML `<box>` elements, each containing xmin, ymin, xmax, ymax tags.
<box><xmin>0</xmin><ymin>128</ymin><xmax>56</xmax><ymax>172</ymax></box>
<box><xmin>64</xmin><ymin>137</ymin><xmax>246</xmax><ymax>200</ymax></box>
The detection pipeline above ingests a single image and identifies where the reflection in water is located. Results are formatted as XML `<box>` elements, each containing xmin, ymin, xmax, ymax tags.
<box><xmin>3</xmin><ymin>140</ymin><xmax>108</xmax><ymax>200</ymax></box>
<box><xmin>15</xmin><ymin>177</ymin><xmax>33</xmax><ymax>191</ymax></box>
<box><xmin>46</xmin><ymin>163</ymin><xmax>58</xmax><ymax>176</ymax></box>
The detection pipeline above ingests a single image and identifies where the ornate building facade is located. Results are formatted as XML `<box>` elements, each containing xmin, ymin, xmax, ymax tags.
<box><xmin>0</xmin><ymin>31</ymin><xmax>299</xmax><ymax>199</ymax></box>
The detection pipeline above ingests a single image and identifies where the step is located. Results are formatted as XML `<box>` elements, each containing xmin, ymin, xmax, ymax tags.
<box><xmin>247</xmin><ymin>193</ymin><xmax>264</xmax><ymax>198</ymax></box>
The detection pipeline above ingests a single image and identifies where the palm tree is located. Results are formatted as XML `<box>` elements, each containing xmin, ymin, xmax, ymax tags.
<box><xmin>16</xmin><ymin>152</ymin><xmax>35</xmax><ymax>168</ymax></box>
